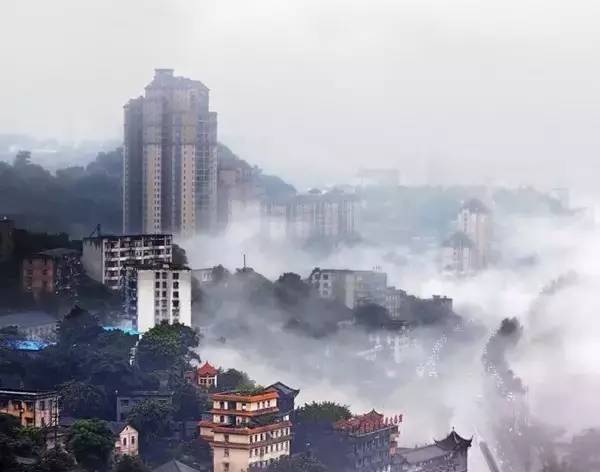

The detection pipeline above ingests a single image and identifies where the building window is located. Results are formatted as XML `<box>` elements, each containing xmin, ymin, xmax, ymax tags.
<box><xmin>173</xmin><ymin>281</ymin><xmax>179</xmax><ymax>289</ymax></box>
<box><xmin>223</xmin><ymin>464</ymin><xmax>229</xmax><ymax>472</ymax></box>
<box><xmin>173</xmin><ymin>273</ymin><xmax>179</xmax><ymax>279</ymax></box>
<box><xmin>173</xmin><ymin>291</ymin><xmax>179</xmax><ymax>298</ymax></box>
<box><xmin>131</xmin><ymin>436</ymin><xmax>135</xmax><ymax>445</ymax></box>
<box><xmin>224</xmin><ymin>448</ymin><xmax>229</xmax><ymax>457</ymax></box>
<box><xmin>123</xmin><ymin>437</ymin><xmax>127</xmax><ymax>446</ymax></box>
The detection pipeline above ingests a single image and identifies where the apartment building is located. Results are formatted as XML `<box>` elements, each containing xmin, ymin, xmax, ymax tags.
<box><xmin>309</xmin><ymin>268</ymin><xmax>388</xmax><ymax>310</ymax></box>
<box><xmin>121</xmin><ymin>262</ymin><xmax>191</xmax><ymax>332</ymax></box>
<box><xmin>456</xmin><ymin>198</ymin><xmax>491</xmax><ymax>271</ymax></box>
<box><xmin>21</xmin><ymin>248</ymin><xmax>81</xmax><ymax>297</ymax></box>
<box><xmin>82</xmin><ymin>234</ymin><xmax>172</xmax><ymax>290</ymax></box>
<box><xmin>123</xmin><ymin>68</ymin><xmax>218</xmax><ymax>235</ymax></box>
<box><xmin>0</xmin><ymin>389</ymin><xmax>59</xmax><ymax>428</ymax></box>
<box><xmin>199</xmin><ymin>388</ymin><xmax>293</xmax><ymax>472</ymax></box>
<box><xmin>116</xmin><ymin>390</ymin><xmax>173</xmax><ymax>422</ymax></box>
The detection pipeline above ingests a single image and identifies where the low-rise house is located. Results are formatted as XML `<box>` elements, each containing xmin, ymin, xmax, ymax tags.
<box><xmin>0</xmin><ymin>388</ymin><xmax>59</xmax><ymax>427</ymax></box>
<box><xmin>116</xmin><ymin>390</ymin><xmax>174</xmax><ymax>421</ymax></box>
<box><xmin>111</xmin><ymin>422</ymin><xmax>139</xmax><ymax>457</ymax></box>
<box><xmin>185</xmin><ymin>361</ymin><xmax>219</xmax><ymax>390</ymax></box>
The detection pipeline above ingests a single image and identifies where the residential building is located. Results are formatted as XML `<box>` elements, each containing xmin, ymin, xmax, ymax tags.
<box><xmin>287</xmin><ymin>189</ymin><xmax>360</xmax><ymax>241</ymax></box>
<box><xmin>0</xmin><ymin>389</ymin><xmax>59</xmax><ymax>428</ymax></box>
<box><xmin>193</xmin><ymin>267</ymin><xmax>215</xmax><ymax>285</ymax></box>
<box><xmin>395</xmin><ymin>430</ymin><xmax>471</xmax><ymax>472</ymax></box>
<box><xmin>217</xmin><ymin>153</ymin><xmax>264</xmax><ymax>230</ymax></box>
<box><xmin>295</xmin><ymin>410</ymin><xmax>401</xmax><ymax>472</ymax></box>
<box><xmin>121</xmin><ymin>262</ymin><xmax>191</xmax><ymax>333</ymax></box>
<box><xmin>199</xmin><ymin>388</ymin><xmax>293</xmax><ymax>472</ymax></box>
<box><xmin>0</xmin><ymin>312</ymin><xmax>57</xmax><ymax>342</ymax></box>
<box><xmin>441</xmin><ymin>232</ymin><xmax>476</xmax><ymax>275</ymax></box>
<box><xmin>309</xmin><ymin>268</ymin><xmax>388</xmax><ymax>310</ymax></box>
<box><xmin>111</xmin><ymin>422</ymin><xmax>139</xmax><ymax>457</ymax></box>
<box><xmin>116</xmin><ymin>390</ymin><xmax>174</xmax><ymax>422</ymax></box>
<box><xmin>456</xmin><ymin>198</ymin><xmax>491</xmax><ymax>270</ymax></box>
<box><xmin>82</xmin><ymin>234</ymin><xmax>172</xmax><ymax>290</ymax></box>
<box><xmin>261</xmin><ymin>189</ymin><xmax>360</xmax><ymax>242</ymax></box>
<box><xmin>123</xmin><ymin>68</ymin><xmax>218</xmax><ymax>235</ymax></box>
<box><xmin>21</xmin><ymin>248</ymin><xmax>81</xmax><ymax>297</ymax></box>
<box><xmin>0</xmin><ymin>217</ymin><xmax>15</xmax><ymax>262</ymax></box>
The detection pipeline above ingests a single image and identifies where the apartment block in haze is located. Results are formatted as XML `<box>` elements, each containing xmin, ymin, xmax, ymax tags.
<box><xmin>199</xmin><ymin>388</ymin><xmax>293</xmax><ymax>472</ymax></box>
<box><xmin>21</xmin><ymin>248</ymin><xmax>81</xmax><ymax>297</ymax></box>
<box><xmin>123</xmin><ymin>68</ymin><xmax>218</xmax><ymax>236</ymax></box>
<box><xmin>81</xmin><ymin>234</ymin><xmax>172</xmax><ymax>290</ymax></box>
<box><xmin>308</xmin><ymin>268</ymin><xmax>388</xmax><ymax>309</ymax></box>
<box><xmin>0</xmin><ymin>217</ymin><xmax>15</xmax><ymax>262</ymax></box>
<box><xmin>121</xmin><ymin>262</ymin><xmax>191</xmax><ymax>332</ymax></box>
<box><xmin>0</xmin><ymin>389</ymin><xmax>59</xmax><ymax>428</ymax></box>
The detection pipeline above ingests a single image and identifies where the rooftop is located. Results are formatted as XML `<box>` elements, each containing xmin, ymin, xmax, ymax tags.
<box><xmin>334</xmin><ymin>410</ymin><xmax>401</xmax><ymax>435</ymax></box>
<box><xmin>83</xmin><ymin>233</ymin><xmax>172</xmax><ymax>242</ymax></box>
<box><xmin>35</xmin><ymin>248</ymin><xmax>80</xmax><ymax>258</ymax></box>
<box><xmin>397</xmin><ymin>430</ymin><xmax>472</xmax><ymax>464</ymax></box>
<box><xmin>0</xmin><ymin>388</ymin><xmax>58</xmax><ymax>398</ymax></box>
<box><xmin>198</xmin><ymin>361</ymin><xmax>219</xmax><ymax>376</ymax></box>
<box><xmin>266</xmin><ymin>382</ymin><xmax>300</xmax><ymax>399</ymax></box>
<box><xmin>153</xmin><ymin>459</ymin><xmax>202</xmax><ymax>472</ymax></box>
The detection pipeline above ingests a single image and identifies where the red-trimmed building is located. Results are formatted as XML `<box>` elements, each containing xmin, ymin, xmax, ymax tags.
<box><xmin>185</xmin><ymin>361</ymin><xmax>219</xmax><ymax>390</ymax></box>
<box><xmin>295</xmin><ymin>410</ymin><xmax>401</xmax><ymax>472</ymax></box>
<box><xmin>199</xmin><ymin>388</ymin><xmax>293</xmax><ymax>472</ymax></box>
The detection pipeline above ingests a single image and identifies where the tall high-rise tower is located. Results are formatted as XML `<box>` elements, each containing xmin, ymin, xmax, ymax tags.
<box><xmin>123</xmin><ymin>69</ymin><xmax>218</xmax><ymax>235</ymax></box>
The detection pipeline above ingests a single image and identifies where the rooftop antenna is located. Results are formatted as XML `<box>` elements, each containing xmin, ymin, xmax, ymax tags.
<box><xmin>243</xmin><ymin>253</ymin><xmax>247</xmax><ymax>270</ymax></box>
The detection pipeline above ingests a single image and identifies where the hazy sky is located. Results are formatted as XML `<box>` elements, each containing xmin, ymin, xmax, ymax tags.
<box><xmin>2</xmin><ymin>0</ymin><xmax>600</xmax><ymax>189</ymax></box>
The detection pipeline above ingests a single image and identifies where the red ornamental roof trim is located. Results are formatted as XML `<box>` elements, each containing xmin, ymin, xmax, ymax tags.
<box><xmin>198</xmin><ymin>361</ymin><xmax>219</xmax><ymax>376</ymax></box>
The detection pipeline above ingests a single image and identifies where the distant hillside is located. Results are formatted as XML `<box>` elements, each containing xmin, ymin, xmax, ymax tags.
<box><xmin>0</xmin><ymin>142</ymin><xmax>296</xmax><ymax>238</ymax></box>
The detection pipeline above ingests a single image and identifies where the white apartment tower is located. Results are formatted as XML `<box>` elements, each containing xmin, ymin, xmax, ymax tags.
<box><xmin>123</xmin><ymin>69</ymin><xmax>218</xmax><ymax>236</ymax></box>
<box><xmin>81</xmin><ymin>234</ymin><xmax>172</xmax><ymax>290</ymax></box>
<box><xmin>122</xmin><ymin>262</ymin><xmax>192</xmax><ymax>333</ymax></box>
<box><xmin>457</xmin><ymin>198</ymin><xmax>491</xmax><ymax>270</ymax></box>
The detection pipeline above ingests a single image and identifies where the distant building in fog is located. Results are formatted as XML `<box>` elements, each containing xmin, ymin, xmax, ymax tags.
<box><xmin>123</xmin><ymin>69</ymin><xmax>218</xmax><ymax>236</ymax></box>
<box><xmin>261</xmin><ymin>189</ymin><xmax>360</xmax><ymax>242</ymax></box>
<box><xmin>309</xmin><ymin>268</ymin><xmax>387</xmax><ymax>309</ymax></box>
<box><xmin>82</xmin><ymin>234</ymin><xmax>172</xmax><ymax>290</ymax></box>
<box><xmin>217</xmin><ymin>154</ymin><xmax>264</xmax><ymax>230</ymax></box>
<box><xmin>442</xmin><ymin>198</ymin><xmax>491</xmax><ymax>274</ymax></box>
<box><xmin>0</xmin><ymin>217</ymin><xmax>15</xmax><ymax>262</ymax></box>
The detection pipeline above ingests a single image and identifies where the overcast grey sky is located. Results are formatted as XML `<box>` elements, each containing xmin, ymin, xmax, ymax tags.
<box><xmin>1</xmin><ymin>0</ymin><xmax>600</xmax><ymax>189</ymax></box>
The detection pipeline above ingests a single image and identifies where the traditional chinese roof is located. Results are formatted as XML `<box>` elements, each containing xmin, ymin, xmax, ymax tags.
<box><xmin>197</xmin><ymin>361</ymin><xmax>218</xmax><ymax>377</ymax></box>
<box><xmin>434</xmin><ymin>430</ymin><xmax>472</xmax><ymax>450</ymax></box>
<box><xmin>397</xmin><ymin>430</ymin><xmax>471</xmax><ymax>465</ymax></box>
<box><xmin>107</xmin><ymin>421</ymin><xmax>135</xmax><ymax>435</ymax></box>
<box><xmin>334</xmin><ymin>409</ymin><xmax>399</xmax><ymax>434</ymax></box>
<box><xmin>266</xmin><ymin>381</ymin><xmax>300</xmax><ymax>398</ymax></box>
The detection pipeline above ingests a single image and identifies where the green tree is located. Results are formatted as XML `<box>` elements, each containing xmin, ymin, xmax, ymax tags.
<box><xmin>57</xmin><ymin>306</ymin><xmax>103</xmax><ymax>347</ymax></box>
<box><xmin>296</xmin><ymin>402</ymin><xmax>352</xmax><ymax>423</ymax></box>
<box><xmin>59</xmin><ymin>381</ymin><xmax>110</xmax><ymax>419</ymax></box>
<box><xmin>0</xmin><ymin>413</ymin><xmax>22</xmax><ymax>472</ymax></box>
<box><xmin>217</xmin><ymin>368</ymin><xmax>254</xmax><ymax>392</ymax></box>
<box><xmin>36</xmin><ymin>446</ymin><xmax>76</xmax><ymax>472</ymax></box>
<box><xmin>127</xmin><ymin>399</ymin><xmax>172</xmax><ymax>445</ymax></box>
<box><xmin>136</xmin><ymin>322</ymin><xmax>199</xmax><ymax>372</ymax></box>
<box><xmin>67</xmin><ymin>419</ymin><xmax>115</xmax><ymax>472</ymax></box>
<box><xmin>266</xmin><ymin>454</ymin><xmax>328</xmax><ymax>472</ymax></box>
<box><xmin>354</xmin><ymin>303</ymin><xmax>391</xmax><ymax>330</ymax></box>
<box><xmin>114</xmin><ymin>455</ymin><xmax>149</xmax><ymax>472</ymax></box>
<box><xmin>172</xmin><ymin>382</ymin><xmax>203</xmax><ymax>421</ymax></box>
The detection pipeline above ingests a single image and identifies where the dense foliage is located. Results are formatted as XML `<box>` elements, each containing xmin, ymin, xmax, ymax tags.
<box><xmin>67</xmin><ymin>419</ymin><xmax>115</xmax><ymax>472</ymax></box>
<box><xmin>266</xmin><ymin>454</ymin><xmax>328</xmax><ymax>472</ymax></box>
<box><xmin>136</xmin><ymin>322</ymin><xmax>200</xmax><ymax>373</ymax></box>
<box><xmin>295</xmin><ymin>402</ymin><xmax>352</xmax><ymax>423</ymax></box>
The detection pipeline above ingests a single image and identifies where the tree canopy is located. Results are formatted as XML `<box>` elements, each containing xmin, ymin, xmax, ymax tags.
<box><xmin>67</xmin><ymin>419</ymin><xmax>115</xmax><ymax>472</ymax></box>
<box><xmin>136</xmin><ymin>322</ymin><xmax>200</xmax><ymax>372</ymax></box>
<box><xmin>296</xmin><ymin>402</ymin><xmax>352</xmax><ymax>423</ymax></box>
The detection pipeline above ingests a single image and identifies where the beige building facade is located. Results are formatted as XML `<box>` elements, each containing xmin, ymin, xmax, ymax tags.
<box><xmin>123</xmin><ymin>69</ymin><xmax>218</xmax><ymax>236</ymax></box>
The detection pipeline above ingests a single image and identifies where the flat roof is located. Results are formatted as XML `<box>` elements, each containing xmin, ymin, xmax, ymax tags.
<box><xmin>0</xmin><ymin>388</ymin><xmax>58</xmax><ymax>397</ymax></box>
